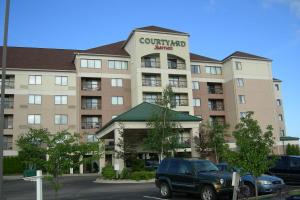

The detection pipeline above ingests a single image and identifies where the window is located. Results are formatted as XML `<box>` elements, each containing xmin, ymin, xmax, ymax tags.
<box><xmin>280</xmin><ymin>129</ymin><xmax>285</xmax><ymax>136</ymax></box>
<box><xmin>205</xmin><ymin>66</ymin><xmax>222</xmax><ymax>75</ymax></box>
<box><xmin>108</xmin><ymin>60</ymin><xmax>128</xmax><ymax>70</ymax></box>
<box><xmin>238</xmin><ymin>95</ymin><xmax>246</xmax><ymax>104</ymax></box>
<box><xmin>28</xmin><ymin>95</ymin><xmax>41</xmax><ymax>104</ymax></box>
<box><xmin>192</xmin><ymin>81</ymin><xmax>200</xmax><ymax>90</ymax></box>
<box><xmin>240</xmin><ymin>112</ymin><xmax>248</xmax><ymax>118</ymax></box>
<box><xmin>275</xmin><ymin>84</ymin><xmax>280</xmax><ymax>91</ymax></box>
<box><xmin>55</xmin><ymin>115</ymin><xmax>68</xmax><ymax>125</ymax></box>
<box><xmin>191</xmin><ymin>65</ymin><xmax>201</xmax><ymax>74</ymax></box>
<box><xmin>80</xmin><ymin>59</ymin><xmax>101</xmax><ymax>68</ymax></box>
<box><xmin>28</xmin><ymin>114</ymin><xmax>41</xmax><ymax>124</ymax></box>
<box><xmin>193</xmin><ymin>99</ymin><xmax>201</xmax><ymax>107</ymax></box>
<box><xmin>112</xmin><ymin>96</ymin><xmax>123</xmax><ymax>105</ymax></box>
<box><xmin>235</xmin><ymin>61</ymin><xmax>242</xmax><ymax>70</ymax></box>
<box><xmin>54</xmin><ymin>96</ymin><xmax>68</xmax><ymax>104</ymax></box>
<box><xmin>277</xmin><ymin>99</ymin><xmax>282</xmax><ymax>106</ymax></box>
<box><xmin>29</xmin><ymin>75</ymin><xmax>42</xmax><ymax>85</ymax></box>
<box><xmin>111</xmin><ymin>78</ymin><xmax>123</xmax><ymax>87</ymax></box>
<box><xmin>237</xmin><ymin>78</ymin><xmax>244</xmax><ymax>87</ymax></box>
<box><xmin>168</xmin><ymin>159</ymin><xmax>181</xmax><ymax>174</ymax></box>
<box><xmin>55</xmin><ymin>76</ymin><xmax>68</xmax><ymax>86</ymax></box>
<box><xmin>278</xmin><ymin>114</ymin><xmax>283</xmax><ymax>121</ymax></box>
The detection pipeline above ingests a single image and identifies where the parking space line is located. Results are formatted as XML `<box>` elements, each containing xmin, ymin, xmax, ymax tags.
<box><xmin>143</xmin><ymin>195</ymin><xmax>167</xmax><ymax>200</ymax></box>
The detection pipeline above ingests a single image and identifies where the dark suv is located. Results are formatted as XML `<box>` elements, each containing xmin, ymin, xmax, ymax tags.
<box><xmin>155</xmin><ymin>158</ymin><xmax>233</xmax><ymax>200</ymax></box>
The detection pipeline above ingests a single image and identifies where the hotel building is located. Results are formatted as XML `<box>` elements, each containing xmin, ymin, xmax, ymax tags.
<box><xmin>0</xmin><ymin>26</ymin><xmax>288</xmax><ymax>172</ymax></box>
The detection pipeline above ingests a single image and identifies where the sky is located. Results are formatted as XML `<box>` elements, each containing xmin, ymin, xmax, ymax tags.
<box><xmin>0</xmin><ymin>0</ymin><xmax>299</xmax><ymax>138</ymax></box>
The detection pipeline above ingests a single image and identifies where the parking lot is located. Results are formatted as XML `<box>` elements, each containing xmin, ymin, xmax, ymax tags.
<box><xmin>4</xmin><ymin>175</ymin><xmax>212</xmax><ymax>200</ymax></box>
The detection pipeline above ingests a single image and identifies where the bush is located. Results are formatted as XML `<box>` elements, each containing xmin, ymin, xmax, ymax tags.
<box><xmin>101</xmin><ymin>165</ymin><xmax>115</xmax><ymax>179</ymax></box>
<box><xmin>4</xmin><ymin>156</ymin><xmax>25</xmax><ymax>175</ymax></box>
<box><xmin>120</xmin><ymin>168</ymin><xmax>131</xmax><ymax>179</ymax></box>
<box><xmin>129</xmin><ymin>171</ymin><xmax>155</xmax><ymax>181</ymax></box>
<box><xmin>131</xmin><ymin>159</ymin><xmax>145</xmax><ymax>172</ymax></box>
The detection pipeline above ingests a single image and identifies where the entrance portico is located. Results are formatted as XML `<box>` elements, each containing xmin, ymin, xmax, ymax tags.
<box><xmin>96</xmin><ymin>102</ymin><xmax>201</xmax><ymax>173</ymax></box>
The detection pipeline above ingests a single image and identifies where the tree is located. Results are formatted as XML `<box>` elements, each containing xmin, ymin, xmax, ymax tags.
<box><xmin>194</xmin><ymin>122</ymin><xmax>229</xmax><ymax>162</ymax></box>
<box><xmin>144</xmin><ymin>85</ymin><xmax>183</xmax><ymax>162</ymax></box>
<box><xmin>286</xmin><ymin>144</ymin><xmax>300</xmax><ymax>155</ymax></box>
<box><xmin>224</xmin><ymin>112</ymin><xmax>275</xmax><ymax>198</ymax></box>
<box><xmin>17</xmin><ymin>128</ymin><xmax>103</xmax><ymax>199</ymax></box>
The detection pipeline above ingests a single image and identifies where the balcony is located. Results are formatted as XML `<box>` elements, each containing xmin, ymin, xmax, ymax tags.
<box><xmin>81</xmin><ymin>102</ymin><xmax>101</xmax><ymax>110</ymax></box>
<box><xmin>169</xmin><ymin>80</ymin><xmax>187</xmax><ymax>88</ymax></box>
<box><xmin>141</xmin><ymin>61</ymin><xmax>160</xmax><ymax>68</ymax></box>
<box><xmin>0</xmin><ymin>80</ymin><xmax>15</xmax><ymax>89</ymax></box>
<box><xmin>208</xmin><ymin>100</ymin><xmax>225</xmax><ymax>111</ymax></box>
<box><xmin>168</xmin><ymin>62</ymin><xmax>186</xmax><ymax>70</ymax></box>
<box><xmin>1</xmin><ymin>99</ymin><xmax>14</xmax><ymax>109</ymax></box>
<box><xmin>81</xmin><ymin>121</ymin><xmax>102</xmax><ymax>129</ymax></box>
<box><xmin>81</xmin><ymin>79</ymin><xmax>101</xmax><ymax>91</ymax></box>
<box><xmin>4</xmin><ymin>120</ymin><xmax>13</xmax><ymax>129</ymax></box>
<box><xmin>172</xmin><ymin>98</ymin><xmax>188</xmax><ymax>106</ymax></box>
<box><xmin>142</xmin><ymin>78</ymin><xmax>161</xmax><ymax>87</ymax></box>
<box><xmin>207</xmin><ymin>83</ymin><xmax>223</xmax><ymax>94</ymax></box>
<box><xmin>143</xmin><ymin>96</ymin><xmax>161</xmax><ymax>104</ymax></box>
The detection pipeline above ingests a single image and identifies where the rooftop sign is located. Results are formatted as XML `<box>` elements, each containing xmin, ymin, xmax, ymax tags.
<box><xmin>139</xmin><ymin>37</ymin><xmax>186</xmax><ymax>50</ymax></box>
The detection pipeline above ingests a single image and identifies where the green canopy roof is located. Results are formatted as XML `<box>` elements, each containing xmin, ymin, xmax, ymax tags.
<box><xmin>97</xmin><ymin>102</ymin><xmax>201</xmax><ymax>133</ymax></box>
<box><xmin>280</xmin><ymin>136</ymin><xmax>299</xmax><ymax>141</ymax></box>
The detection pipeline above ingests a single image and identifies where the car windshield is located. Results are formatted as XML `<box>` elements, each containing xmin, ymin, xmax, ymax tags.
<box><xmin>193</xmin><ymin>160</ymin><xmax>219</xmax><ymax>173</ymax></box>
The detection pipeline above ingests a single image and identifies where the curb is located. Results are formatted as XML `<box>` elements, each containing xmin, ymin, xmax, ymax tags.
<box><xmin>94</xmin><ymin>178</ymin><xmax>155</xmax><ymax>184</ymax></box>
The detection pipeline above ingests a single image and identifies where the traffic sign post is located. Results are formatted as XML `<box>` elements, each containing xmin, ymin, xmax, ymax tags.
<box><xmin>23</xmin><ymin>170</ymin><xmax>43</xmax><ymax>200</ymax></box>
<box><xmin>232</xmin><ymin>172</ymin><xmax>240</xmax><ymax>200</ymax></box>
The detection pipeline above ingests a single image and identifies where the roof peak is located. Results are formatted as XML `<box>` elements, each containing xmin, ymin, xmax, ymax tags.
<box><xmin>134</xmin><ymin>25</ymin><xmax>188</xmax><ymax>35</ymax></box>
<box><xmin>223</xmin><ymin>51</ymin><xmax>271</xmax><ymax>62</ymax></box>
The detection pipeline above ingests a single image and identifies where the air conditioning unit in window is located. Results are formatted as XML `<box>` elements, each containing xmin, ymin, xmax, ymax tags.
<box><xmin>7</xmin><ymin>124</ymin><xmax>13</xmax><ymax>129</ymax></box>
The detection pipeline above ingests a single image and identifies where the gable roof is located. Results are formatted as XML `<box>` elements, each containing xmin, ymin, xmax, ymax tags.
<box><xmin>0</xmin><ymin>46</ymin><xmax>76</xmax><ymax>71</ymax></box>
<box><xmin>97</xmin><ymin>102</ymin><xmax>201</xmax><ymax>133</ymax></box>
<box><xmin>84</xmin><ymin>40</ymin><xmax>130</xmax><ymax>57</ymax></box>
<box><xmin>135</xmin><ymin>25</ymin><xmax>188</xmax><ymax>35</ymax></box>
<box><xmin>222</xmin><ymin>51</ymin><xmax>271</xmax><ymax>62</ymax></box>
<box><xmin>190</xmin><ymin>52</ymin><xmax>220</xmax><ymax>63</ymax></box>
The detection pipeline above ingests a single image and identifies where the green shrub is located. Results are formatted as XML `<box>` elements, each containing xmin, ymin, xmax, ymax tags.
<box><xmin>4</xmin><ymin>156</ymin><xmax>25</xmax><ymax>175</ymax></box>
<box><xmin>101</xmin><ymin>165</ymin><xmax>116</xmax><ymax>179</ymax></box>
<box><xmin>129</xmin><ymin>171</ymin><xmax>155</xmax><ymax>181</ymax></box>
<box><xmin>131</xmin><ymin>159</ymin><xmax>145</xmax><ymax>172</ymax></box>
<box><xmin>120</xmin><ymin>167</ymin><xmax>131</xmax><ymax>179</ymax></box>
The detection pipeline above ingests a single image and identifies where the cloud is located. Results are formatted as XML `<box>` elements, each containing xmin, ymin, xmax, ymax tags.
<box><xmin>263</xmin><ymin>0</ymin><xmax>300</xmax><ymax>18</ymax></box>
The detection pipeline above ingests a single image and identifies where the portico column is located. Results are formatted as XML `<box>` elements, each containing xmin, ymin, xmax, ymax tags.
<box><xmin>79</xmin><ymin>156</ymin><xmax>84</xmax><ymax>174</ymax></box>
<box><xmin>99</xmin><ymin>139</ymin><xmax>106</xmax><ymax>175</ymax></box>
<box><xmin>190</xmin><ymin>127</ymin><xmax>200</xmax><ymax>158</ymax></box>
<box><xmin>114</xmin><ymin>128</ymin><xmax>124</xmax><ymax>173</ymax></box>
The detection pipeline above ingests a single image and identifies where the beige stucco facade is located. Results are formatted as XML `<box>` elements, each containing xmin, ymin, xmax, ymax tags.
<box><xmin>2</xmin><ymin>26</ymin><xmax>288</xmax><ymax>161</ymax></box>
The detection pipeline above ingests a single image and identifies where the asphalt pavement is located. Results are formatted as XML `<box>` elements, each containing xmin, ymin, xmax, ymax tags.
<box><xmin>3</xmin><ymin>175</ymin><xmax>205</xmax><ymax>200</ymax></box>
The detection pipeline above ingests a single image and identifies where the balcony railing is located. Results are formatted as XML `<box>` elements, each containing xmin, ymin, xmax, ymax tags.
<box><xmin>0</xmin><ymin>80</ymin><xmax>15</xmax><ymax>89</ymax></box>
<box><xmin>143</xmin><ymin>97</ymin><xmax>161</xmax><ymax>104</ymax></box>
<box><xmin>4</xmin><ymin>120</ymin><xmax>13</xmax><ymax>129</ymax></box>
<box><xmin>4</xmin><ymin>142</ymin><xmax>13</xmax><ymax>150</ymax></box>
<box><xmin>81</xmin><ymin>121</ymin><xmax>101</xmax><ymax>129</ymax></box>
<box><xmin>168</xmin><ymin>62</ymin><xmax>186</xmax><ymax>70</ymax></box>
<box><xmin>81</xmin><ymin>102</ymin><xmax>101</xmax><ymax>110</ymax></box>
<box><xmin>142</xmin><ymin>79</ymin><xmax>161</xmax><ymax>87</ymax></box>
<box><xmin>208</xmin><ymin>87</ymin><xmax>223</xmax><ymax>94</ymax></box>
<box><xmin>81</xmin><ymin>83</ymin><xmax>101</xmax><ymax>91</ymax></box>
<box><xmin>169</xmin><ymin>80</ymin><xmax>187</xmax><ymax>88</ymax></box>
<box><xmin>0</xmin><ymin>100</ymin><xmax>14</xmax><ymax>109</ymax></box>
<box><xmin>209</xmin><ymin>103</ymin><xmax>225</xmax><ymax>111</ymax></box>
<box><xmin>172</xmin><ymin>98</ymin><xmax>188</xmax><ymax>106</ymax></box>
<box><xmin>141</xmin><ymin>61</ymin><xmax>160</xmax><ymax>68</ymax></box>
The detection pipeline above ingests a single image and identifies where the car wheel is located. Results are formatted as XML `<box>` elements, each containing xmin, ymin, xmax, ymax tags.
<box><xmin>242</xmin><ymin>183</ymin><xmax>255</xmax><ymax>197</ymax></box>
<box><xmin>200</xmin><ymin>185</ymin><xmax>217</xmax><ymax>200</ymax></box>
<box><xmin>160</xmin><ymin>182</ymin><xmax>172</xmax><ymax>199</ymax></box>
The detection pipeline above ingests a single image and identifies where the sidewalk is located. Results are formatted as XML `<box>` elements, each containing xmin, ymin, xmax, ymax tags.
<box><xmin>4</xmin><ymin>173</ymin><xmax>99</xmax><ymax>181</ymax></box>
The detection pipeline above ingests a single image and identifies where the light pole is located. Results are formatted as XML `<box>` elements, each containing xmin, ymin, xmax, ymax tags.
<box><xmin>0</xmin><ymin>0</ymin><xmax>11</xmax><ymax>199</ymax></box>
